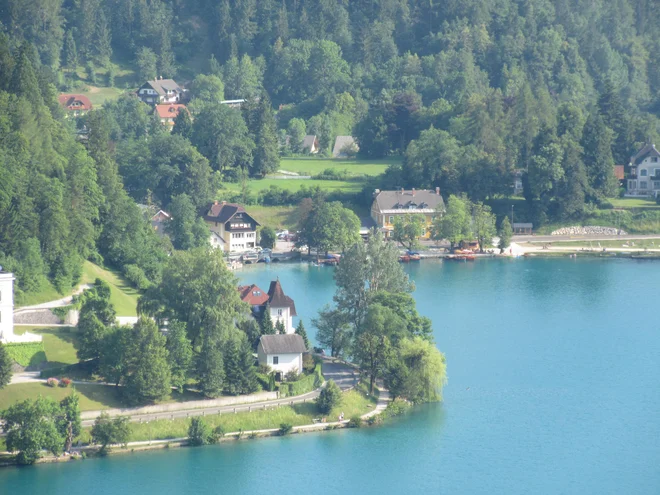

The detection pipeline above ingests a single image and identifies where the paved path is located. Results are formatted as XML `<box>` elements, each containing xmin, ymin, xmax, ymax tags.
<box><xmin>76</xmin><ymin>359</ymin><xmax>357</xmax><ymax>427</ymax></box>
<box><xmin>14</xmin><ymin>284</ymin><xmax>93</xmax><ymax>312</ymax></box>
<box><xmin>321</xmin><ymin>359</ymin><xmax>359</xmax><ymax>391</ymax></box>
<box><xmin>361</xmin><ymin>383</ymin><xmax>391</xmax><ymax>419</ymax></box>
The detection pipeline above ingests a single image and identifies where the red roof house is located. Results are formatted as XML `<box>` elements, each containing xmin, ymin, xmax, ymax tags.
<box><xmin>155</xmin><ymin>103</ymin><xmax>189</xmax><ymax>128</ymax></box>
<box><xmin>238</xmin><ymin>284</ymin><xmax>270</xmax><ymax>306</ymax></box>
<box><xmin>57</xmin><ymin>94</ymin><xmax>93</xmax><ymax>116</ymax></box>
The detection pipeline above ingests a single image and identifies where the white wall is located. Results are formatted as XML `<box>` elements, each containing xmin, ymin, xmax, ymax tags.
<box><xmin>257</xmin><ymin>348</ymin><xmax>302</xmax><ymax>376</ymax></box>
<box><xmin>0</xmin><ymin>273</ymin><xmax>14</xmax><ymax>341</ymax></box>
<box><xmin>270</xmin><ymin>306</ymin><xmax>293</xmax><ymax>333</ymax></box>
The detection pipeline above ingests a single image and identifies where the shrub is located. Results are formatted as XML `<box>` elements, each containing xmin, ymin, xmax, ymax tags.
<box><xmin>188</xmin><ymin>417</ymin><xmax>212</xmax><ymax>446</ymax></box>
<box><xmin>59</xmin><ymin>378</ymin><xmax>72</xmax><ymax>388</ymax></box>
<box><xmin>123</xmin><ymin>264</ymin><xmax>151</xmax><ymax>290</ymax></box>
<box><xmin>316</xmin><ymin>380</ymin><xmax>342</xmax><ymax>414</ymax></box>
<box><xmin>348</xmin><ymin>415</ymin><xmax>362</xmax><ymax>428</ymax></box>
<box><xmin>280</xmin><ymin>364</ymin><xmax>323</xmax><ymax>397</ymax></box>
<box><xmin>5</xmin><ymin>342</ymin><xmax>46</xmax><ymax>367</ymax></box>
<box><xmin>302</xmin><ymin>353</ymin><xmax>315</xmax><ymax>374</ymax></box>
<box><xmin>47</xmin><ymin>377</ymin><xmax>59</xmax><ymax>387</ymax></box>
<box><xmin>284</xmin><ymin>369</ymin><xmax>300</xmax><ymax>382</ymax></box>
<box><xmin>278</xmin><ymin>423</ymin><xmax>293</xmax><ymax>436</ymax></box>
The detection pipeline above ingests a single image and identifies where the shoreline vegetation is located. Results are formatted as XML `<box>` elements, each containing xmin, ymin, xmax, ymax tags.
<box><xmin>0</xmin><ymin>382</ymin><xmax>404</xmax><ymax>468</ymax></box>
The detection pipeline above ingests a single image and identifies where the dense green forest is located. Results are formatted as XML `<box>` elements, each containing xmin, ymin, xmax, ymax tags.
<box><xmin>1</xmin><ymin>0</ymin><xmax>660</xmax><ymax>296</ymax></box>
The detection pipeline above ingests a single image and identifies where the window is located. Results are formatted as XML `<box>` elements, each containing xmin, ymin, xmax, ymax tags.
<box><xmin>641</xmin><ymin>169</ymin><xmax>648</xmax><ymax>176</ymax></box>
<box><xmin>277</xmin><ymin>309</ymin><xmax>283</xmax><ymax>316</ymax></box>
<box><xmin>640</xmin><ymin>182</ymin><xmax>648</xmax><ymax>189</ymax></box>
<box><xmin>272</xmin><ymin>356</ymin><xmax>279</xmax><ymax>365</ymax></box>
<box><xmin>389</xmin><ymin>216</ymin><xmax>394</xmax><ymax>223</ymax></box>
<box><xmin>653</xmin><ymin>157</ymin><xmax>658</xmax><ymax>162</ymax></box>
<box><xmin>654</xmin><ymin>181</ymin><xmax>660</xmax><ymax>189</ymax></box>
<box><xmin>628</xmin><ymin>180</ymin><xmax>636</xmax><ymax>190</ymax></box>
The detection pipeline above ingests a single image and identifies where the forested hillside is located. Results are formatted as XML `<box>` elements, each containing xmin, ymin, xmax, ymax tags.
<box><xmin>0</xmin><ymin>34</ymin><xmax>167</xmax><ymax>302</ymax></box>
<box><xmin>1</xmin><ymin>0</ymin><xmax>660</xmax><ymax>298</ymax></box>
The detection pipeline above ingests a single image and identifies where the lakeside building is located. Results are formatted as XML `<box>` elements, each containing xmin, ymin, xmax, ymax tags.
<box><xmin>238</xmin><ymin>279</ymin><xmax>297</xmax><ymax>333</ymax></box>
<box><xmin>626</xmin><ymin>143</ymin><xmax>660</xmax><ymax>196</ymax></box>
<box><xmin>257</xmin><ymin>334</ymin><xmax>306</xmax><ymax>379</ymax></box>
<box><xmin>204</xmin><ymin>201</ymin><xmax>260</xmax><ymax>253</ymax></box>
<box><xmin>370</xmin><ymin>188</ymin><xmax>445</xmax><ymax>240</ymax></box>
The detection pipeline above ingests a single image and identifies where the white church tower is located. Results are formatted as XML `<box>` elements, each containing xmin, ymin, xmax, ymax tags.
<box><xmin>0</xmin><ymin>269</ymin><xmax>15</xmax><ymax>342</ymax></box>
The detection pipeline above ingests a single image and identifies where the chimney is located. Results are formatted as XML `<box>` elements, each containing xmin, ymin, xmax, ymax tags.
<box><xmin>436</xmin><ymin>187</ymin><xmax>440</xmax><ymax>195</ymax></box>
<box><xmin>160</xmin><ymin>75</ymin><xmax>163</xmax><ymax>80</ymax></box>
<box><xmin>222</xmin><ymin>200</ymin><xmax>227</xmax><ymax>205</ymax></box>
<box><xmin>401</xmin><ymin>187</ymin><xmax>404</xmax><ymax>195</ymax></box>
<box><xmin>373</xmin><ymin>189</ymin><xmax>380</xmax><ymax>198</ymax></box>
<box><xmin>214</xmin><ymin>200</ymin><xmax>219</xmax><ymax>205</ymax></box>
<box><xmin>412</xmin><ymin>188</ymin><xmax>415</xmax><ymax>196</ymax></box>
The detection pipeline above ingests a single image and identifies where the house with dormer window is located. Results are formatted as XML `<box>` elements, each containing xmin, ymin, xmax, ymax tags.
<box><xmin>204</xmin><ymin>201</ymin><xmax>260</xmax><ymax>253</ymax></box>
<box><xmin>137</xmin><ymin>78</ymin><xmax>184</xmax><ymax>105</ymax></box>
<box><xmin>370</xmin><ymin>188</ymin><xmax>445</xmax><ymax>239</ymax></box>
<box><xmin>627</xmin><ymin>143</ymin><xmax>660</xmax><ymax>196</ymax></box>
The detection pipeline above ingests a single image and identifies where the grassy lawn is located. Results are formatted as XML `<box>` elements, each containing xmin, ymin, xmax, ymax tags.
<box><xmin>16</xmin><ymin>281</ymin><xmax>63</xmax><ymax>307</ymax></box>
<box><xmin>221</xmin><ymin>157</ymin><xmax>398</xmax><ymax>198</ymax></box>
<box><xmin>0</xmin><ymin>383</ymin><xmax>125</xmax><ymax>412</ymax></box>
<box><xmin>14</xmin><ymin>327</ymin><xmax>79</xmax><ymax>367</ymax></box>
<box><xmin>250</xmin><ymin>205</ymin><xmax>300</xmax><ymax>230</ymax></box>
<box><xmin>226</xmin><ymin>177</ymin><xmax>367</xmax><ymax>194</ymax></box>
<box><xmin>81</xmin><ymin>261</ymin><xmax>139</xmax><ymax>316</ymax></box>
<box><xmin>15</xmin><ymin>262</ymin><xmax>140</xmax><ymax>314</ymax></box>
<box><xmin>278</xmin><ymin>157</ymin><xmax>396</xmax><ymax>176</ymax></box>
<box><xmin>76</xmin><ymin>85</ymin><xmax>124</xmax><ymax>107</ymax></box>
<box><xmin>125</xmin><ymin>386</ymin><xmax>377</xmax><ymax>442</ymax></box>
<box><xmin>609</xmin><ymin>197</ymin><xmax>660</xmax><ymax>209</ymax></box>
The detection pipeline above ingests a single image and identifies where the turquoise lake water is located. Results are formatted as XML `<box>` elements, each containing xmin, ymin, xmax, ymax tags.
<box><xmin>3</xmin><ymin>258</ymin><xmax>660</xmax><ymax>494</ymax></box>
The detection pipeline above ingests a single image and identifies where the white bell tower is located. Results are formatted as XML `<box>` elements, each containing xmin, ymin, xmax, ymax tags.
<box><xmin>0</xmin><ymin>269</ymin><xmax>15</xmax><ymax>342</ymax></box>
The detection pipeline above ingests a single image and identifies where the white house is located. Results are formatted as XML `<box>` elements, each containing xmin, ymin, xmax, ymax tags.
<box><xmin>238</xmin><ymin>279</ymin><xmax>297</xmax><ymax>334</ymax></box>
<box><xmin>204</xmin><ymin>201</ymin><xmax>260</xmax><ymax>253</ymax></box>
<box><xmin>137</xmin><ymin>78</ymin><xmax>184</xmax><ymax>105</ymax></box>
<box><xmin>0</xmin><ymin>271</ymin><xmax>15</xmax><ymax>342</ymax></box>
<box><xmin>0</xmin><ymin>270</ymin><xmax>41</xmax><ymax>344</ymax></box>
<box><xmin>257</xmin><ymin>334</ymin><xmax>306</xmax><ymax>378</ymax></box>
<box><xmin>627</xmin><ymin>143</ymin><xmax>660</xmax><ymax>196</ymax></box>
<box><xmin>266</xmin><ymin>279</ymin><xmax>297</xmax><ymax>333</ymax></box>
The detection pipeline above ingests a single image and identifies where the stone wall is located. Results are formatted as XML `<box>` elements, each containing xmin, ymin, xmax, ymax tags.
<box><xmin>551</xmin><ymin>226</ymin><xmax>627</xmax><ymax>236</ymax></box>
<box><xmin>80</xmin><ymin>391</ymin><xmax>279</xmax><ymax>420</ymax></box>
<box><xmin>13</xmin><ymin>309</ymin><xmax>62</xmax><ymax>325</ymax></box>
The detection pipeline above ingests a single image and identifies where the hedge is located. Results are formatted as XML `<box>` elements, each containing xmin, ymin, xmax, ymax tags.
<box><xmin>279</xmin><ymin>363</ymin><xmax>323</xmax><ymax>398</ymax></box>
<box><xmin>5</xmin><ymin>342</ymin><xmax>46</xmax><ymax>367</ymax></box>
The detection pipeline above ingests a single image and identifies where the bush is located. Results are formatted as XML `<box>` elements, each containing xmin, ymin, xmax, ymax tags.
<box><xmin>316</xmin><ymin>379</ymin><xmax>342</xmax><ymax>414</ymax></box>
<box><xmin>278</xmin><ymin>423</ymin><xmax>293</xmax><ymax>436</ymax></box>
<box><xmin>47</xmin><ymin>377</ymin><xmax>59</xmax><ymax>387</ymax></box>
<box><xmin>348</xmin><ymin>415</ymin><xmax>362</xmax><ymax>428</ymax></box>
<box><xmin>279</xmin><ymin>364</ymin><xmax>323</xmax><ymax>397</ymax></box>
<box><xmin>284</xmin><ymin>369</ymin><xmax>300</xmax><ymax>382</ymax></box>
<box><xmin>188</xmin><ymin>417</ymin><xmax>212</xmax><ymax>446</ymax></box>
<box><xmin>123</xmin><ymin>264</ymin><xmax>151</xmax><ymax>290</ymax></box>
<box><xmin>302</xmin><ymin>353</ymin><xmax>316</xmax><ymax>374</ymax></box>
<box><xmin>312</xmin><ymin>168</ymin><xmax>352</xmax><ymax>181</ymax></box>
<box><xmin>5</xmin><ymin>342</ymin><xmax>46</xmax><ymax>367</ymax></box>
<box><xmin>59</xmin><ymin>378</ymin><xmax>72</xmax><ymax>388</ymax></box>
